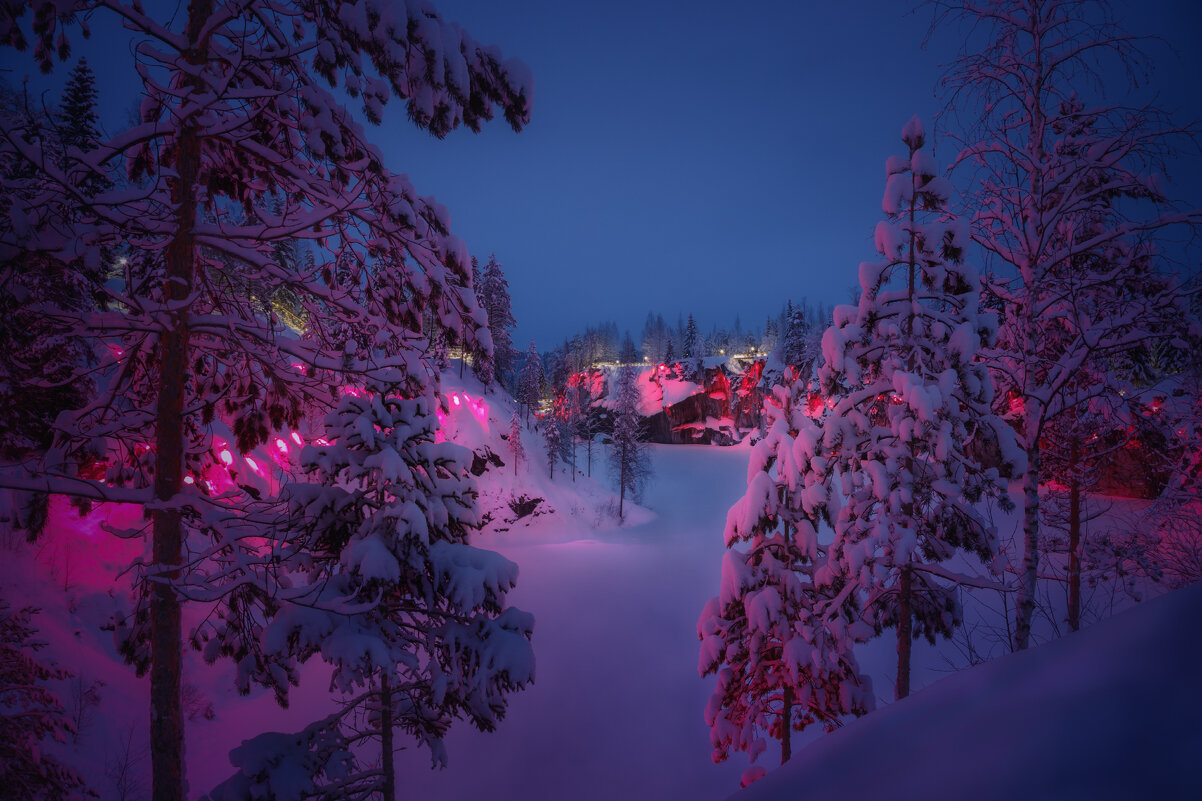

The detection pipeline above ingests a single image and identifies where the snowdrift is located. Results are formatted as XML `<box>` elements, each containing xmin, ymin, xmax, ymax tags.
<box><xmin>732</xmin><ymin>582</ymin><xmax>1202</xmax><ymax>801</ymax></box>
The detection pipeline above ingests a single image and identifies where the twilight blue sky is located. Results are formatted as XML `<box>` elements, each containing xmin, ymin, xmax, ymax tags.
<box><xmin>380</xmin><ymin>0</ymin><xmax>1202</xmax><ymax>350</ymax></box>
<box><xmin>5</xmin><ymin>0</ymin><xmax>1200</xmax><ymax>350</ymax></box>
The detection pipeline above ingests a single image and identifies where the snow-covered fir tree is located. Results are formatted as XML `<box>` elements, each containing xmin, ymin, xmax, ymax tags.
<box><xmin>207</xmin><ymin>380</ymin><xmax>534</xmax><ymax>800</ymax></box>
<box><xmin>816</xmin><ymin>117</ymin><xmax>1020</xmax><ymax>699</ymax></box>
<box><xmin>609</xmin><ymin>348</ymin><xmax>649</xmax><ymax>520</ymax></box>
<box><xmin>543</xmin><ymin>411</ymin><xmax>562</xmax><ymax>480</ymax></box>
<box><xmin>475</xmin><ymin>254</ymin><xmax>518</xmax><ymax>386</ymax></box>
<box><xmin>517</xmin><ymin>340</ymin><xmax>544</xmax><ymax>422</ymax></box>
<box><xmin>0</xmin><ymin>63</ymin><xmax>105</xmax><ymax>469</ymax></box>
<box><xmin>940</xmin><ymin>0</ymin><xmax>1198</xmax><ymax>650</ymax></box>
<box><xmin>683</xmin><ymin>314</ymin><xmax>699</xmax><ymax>359</ymax></box>
<box><xmin>508</xmin><ymin>407</ymin><xmax>525</xmax><ymax>477</ymax></box>
<box><xmin>781</xmin><ymin>301</ymin><xmax>812</xmax><ymax>376</ymax></box>
<box><xmin>0</xmin><ymin>600</ymin><xmax>90</xmax><ymax>801</ymax></box>
<box><xmin>698</xmin><ymin>380</ymin><xmax>873</xmax><ymax>787</ymax></box>
<box><xmin>0</xmin><ymin>2</ymin><xmax>531</xmax><ymax>798</ymax></box>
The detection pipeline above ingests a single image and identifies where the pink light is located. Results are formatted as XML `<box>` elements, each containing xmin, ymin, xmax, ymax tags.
<box><xmin>183</xmin><ymin>475</ymin><xmax>195</xmax><ymax>485</ymax></box>
<box><xmin>275</xmin><ymin>438</ymin><xmax>289</xmax><ymax>454</ymax></box>
<box><xmin>342</xmin><ymin>385</ymin><xmax>367</xmax><ymax>398</ymax></box>
<box><xmin>314</xmin><ymin>437</ymin><xmax>331</xmax><ymax>446</ymax></box>
<box><xmin>245</xmin><ymin>457</ymin><xmax>261</xmax><ymax>473</ymax></box>
<box><xmin>204</xmin><ymin>480</ymin><xmax>217</xmax><ymax>493</ymax></box>
<box><xmin>452</xmin><ymin>394</ymin><xmax>461</xmax><ymax>406</ymax></box>
<box><xmin>219</xmin><ymin>449</ymin><xmax>233</xmax><ymax>466</ymax></box>
<box><xmin>291</xmin><ymin>432</ymin><xmax>304</xmax><ymax>446</ymax></box>
<box><xmin>291</xmin><ymin>362</ymin><xmax>307</xmax><ymax>375</ymax></box>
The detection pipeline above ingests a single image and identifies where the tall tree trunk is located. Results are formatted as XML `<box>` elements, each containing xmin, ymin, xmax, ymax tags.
<box><xmin>1067</xmin><ymin>435</ymin><xmax>1082</xmax><ymax>632</ymax></box>
<box><xmin>1014</xmin><ymin>438</ymin><xmax>1042</xmax><ymax>651</ymax></box>
<box><xmin>150</xmin><ymin>6</ymin><xmax>210</xmax><ymax>798</ymax></box>
<box><xmin>781</xmin><ymin>685</ymin><xmax>793</xmax><ymax>764</ymax></box>
<box><xmin>380</xmin><ymin>673</ymin><xmax>395</xmax><ymax>801</ymax></box>
<box><xmin>896</xmin><ymin>564</ymin><xmax>913</xmax><ymax>699</ymax></box>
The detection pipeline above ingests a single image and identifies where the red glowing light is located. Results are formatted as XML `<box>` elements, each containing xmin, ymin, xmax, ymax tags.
<box><xmin>314</xmin><ymin>437</ymin><xmax>331</xmax><ymax>446</ymax></box>
<box><xmin>245</xmin><ymin>457</ymin><xmax>260</xmax><ymax>472</ymax></box>
<box><xmin>275</xmin><ymin>438</ymin><xmax>289</xmax><ymax>454</ymax></box>
<box><xmin>452</xmin><ymin>394</ymin><xmax>461</xmax><ymax>406</ymax></box>
<box><xmin>291</xmin><ymin>432</ymin><xmax>304</xmax><ymax>446</ymax></box>
<box><xmin>219</xmin><ymin>449</ymin><xmax>233</xmax><ymax>466</ymax></box>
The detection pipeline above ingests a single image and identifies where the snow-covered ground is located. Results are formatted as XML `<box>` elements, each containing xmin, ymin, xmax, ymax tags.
<box><xmin>3</xmin><ymin>378</ymin><xmax>1197</xmax><ymax>799</ymax></box>
<box><xmin>735</xmin><ymin>580</ymin><xmax>1202</xmax><ymax>801</ymax></box>
<box><xmin>389</xmin><ymin>442</ymin><xmax>752</xmax><ymax>799</ymax></box>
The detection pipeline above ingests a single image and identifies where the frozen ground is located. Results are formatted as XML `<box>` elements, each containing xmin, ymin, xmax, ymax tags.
<box><xmin>3</xmin><ymin>377</ymin><xmax>1195</xmax><ymax>799</ymax></box>
<box><xmin>737</xmin><ymin>580</ymin><xmax>1202</xmax><ymax>801</ymax></box>
<box><xmin>390</xmin><ymin>443</ymin><xmax>753</xmax><ymax>800</ymax></box>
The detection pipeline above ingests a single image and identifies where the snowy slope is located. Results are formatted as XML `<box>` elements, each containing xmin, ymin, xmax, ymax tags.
<box><xmin>5</xmin><ymin>403</ymin><xmax>1196</xmax><ymax>800</ymax></box>
<box><xmin>732</xmin><ymin>582</ymin><xmax>1202</xmax><ymax>801</ymax></box>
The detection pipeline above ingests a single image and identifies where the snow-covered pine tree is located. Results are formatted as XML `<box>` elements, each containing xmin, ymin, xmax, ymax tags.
<box><xmin>508</xmin><ymin>407</ymin><xmax>525</xmax><ymax>477</ymax></box>
<box><xmin>468</xmin><ymin>256</ymin><xmax>494</xmax><ymax>383</ymax></box>
<box><xmin>0</xmin><ymin>2</ymin><xmax>531</xmax><ymax>798</ymax></box>
<box><xmin>556</xmin><ymin>386</ymin><xmax>582</xmax><ymax>481</ymax></box>
<box><xmin>478</xmin><ymin>254</ymin><xmax>517</xmax><ymax>385</ymax></box>
<box><xmin>698</xmin><ymin>380</ymin><xmax>872</xmax><ymax>787</ymax></box>
<box><xmin>816</xmin><ymin>116</ymin><xmax>1020</xmax><ymax>699</ymax></box>
<box><xmin>0</xmin><ymin>600</ymin><xmax>90</xmax><ymax>801</ymax></box>
<box><xmin>781</xmin><ymin>301</ymin><xmax>812</xmax><ymax>376</ymax></box>
<box><xmin>211</xmin><ymin>379</ymin><xmax>534</xmax><ymax>799</ymax></box>
<box><xmin>55</xmin><ymin>57</ymin><xmax>108</xmax><ymax>197</ymax></box>
<box><xmin>608</xmin><ymin>354</ymin><xmax>649</xmax><ymax>520</ymax></box>
<box><xmin>938</xmin><ymin>0</ymin><xmax>1199</xmax><ymax>650</ymax></box>
<box><xmin>0</xmin><ymin>63</ymin><xmax>105</xmax><ymax>469</ymax></box>
<box><xmin>684</xmin><ymin>313</ymin><xmax>704</xmax><ymax>380</ymax></box>
<box><xmin>543</xmin><ymin>411</ymin><xmax>562</xmax><ymax>480</ymax></box>
<box><xmin>517</xmin><ymin>340</ymin><xmax>544</xmax><ymax>422</ymax></box>
<box><xmin>683</xmin><ymin>314</ymin><xmax>699</xmax><ymax>359</ymax></box>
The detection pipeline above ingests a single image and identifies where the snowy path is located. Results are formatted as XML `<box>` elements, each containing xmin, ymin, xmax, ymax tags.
<box><xmin>392</xmin><ymin>444</ymin><xmax>750</xmax><ymax>800</ymax></box>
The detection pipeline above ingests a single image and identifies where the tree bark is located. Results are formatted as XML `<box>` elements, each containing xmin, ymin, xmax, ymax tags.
<box><xmin>781</xmin><ymin>684</ymin><xmax>793</xmax><ymax>764</ymax></box>
<box><xmin>1014</xmin><ymin>438</ymin><xmax>1041</xmax><ymax>651</ymax></box>
<box><xmin>896</xmin><ymin>564</ymin><xmax>913</xmax><ymax>699</ymax></box>
<box><xmin>380</xmin><ymin>674</ymin><xmax>395</xmax><ymax>801</ymax></box>
<box><xmin>149</xmin><ymin>4</ymin><xmax>208</xmax><ymax>798</ymax></box>
<box><xmin>1067</xmin><ymin>435</ymin><xmax>1082</xmax><ymax>632</ymax></box>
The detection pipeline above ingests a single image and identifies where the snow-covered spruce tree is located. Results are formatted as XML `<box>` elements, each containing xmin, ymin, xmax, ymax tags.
<box><xmin>817</xmin><ymin>117</ymin><xmax>1020</xmax><ymax>699</ymax></box>
<box><xmin>698</xmin><ymin>380</ymin><xmax>873</xmax><ymax>787</ymax></box>
<box><xmin>0</xmin><ymin>66</ymin><xmax>105</xmax><ymax>470</ymax></box>
<box><xmin>517</xmin><ymin>340</ymin><xmax>544</xmax><ymax>422</ymax></box>
<box><xmin>542</xmin><ymin>411</ymin><xmax>562</xmax><ymax>480</ymax></box>
<box><xmin>937</xmin><ymin>0</ymin><xmax>1198</xmax><ymax>650</ymax></box>
<box><xmin>555</xmin><ymin>385</ymin><xmax>582</xmax><ymax>481</ymax></box>
<box><xmin>0</xmin><ymin>600</ymin><xmax>91</xmax><ymax>801</ymax></box>
<box><xmin>781</xmin><ymin>301</ymin><xmax>813</xmax><ymax>376</ymax></box>
<box><xmin>608</xmin><ymin>357</ymin><xmax>649</xmax><ymax>520</ymax></box>
<box><xmin>0</xmin><ymin>2</ymin><xmax>530</xmax><ymax>798</ymax></box>
<box><xmin>507</xmin><ymin>407</ymin><xmax>525</xmax><ymax>477</ymax></box>
<box><xmin>467</xmin><ymin>256</ymin><xmax>494</xmax><ymax>383</ymax></box>
<box><xmin>207</xmin><ymin>381</ymin><xmax>534</xmax><ymax>800</ymax></box>
<box><xmin>475</xmin><ymin>254</ymin><xmax>517</xmax><ymax>386</ymax></box>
